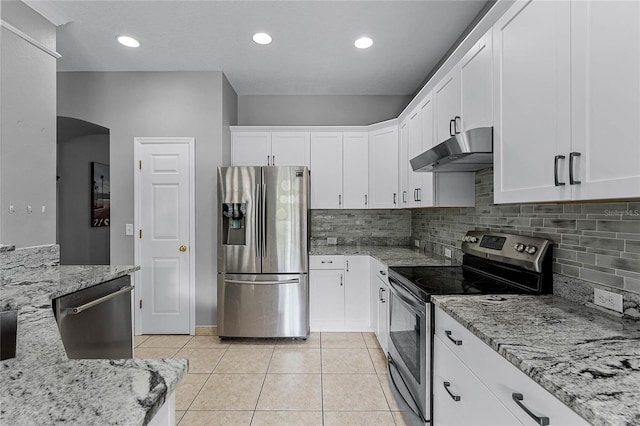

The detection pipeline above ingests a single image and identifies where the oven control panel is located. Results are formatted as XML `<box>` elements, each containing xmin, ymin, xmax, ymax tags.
<box><xmin>461</xmin><ymin>231</ymin><xmax>551</xmax><ymax>273</ymax></box>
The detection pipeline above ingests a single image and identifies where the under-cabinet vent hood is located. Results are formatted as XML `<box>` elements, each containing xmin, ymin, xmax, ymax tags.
<box><xmin>410</xmin><ymin>127</ymin><xmax>493</xmax><ymax>172</ymax></box>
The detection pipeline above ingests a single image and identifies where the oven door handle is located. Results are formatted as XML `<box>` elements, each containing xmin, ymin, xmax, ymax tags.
<box><xmin>388</xmin><ymin>276</ymin><xmax>425</xmax><ymax>313</ymax></box>
<box><xmin>388</xmin><ymin>353</ymin><xmax>427</xmax><ymax>423</ymax></box>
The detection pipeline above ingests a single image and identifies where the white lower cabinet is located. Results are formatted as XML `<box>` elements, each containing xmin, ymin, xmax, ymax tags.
<box><xmin>434</xmin><ymin>306</ymin><xmax>589</xmax><ymax>425</ymax></box>
<box><xmin>433</xmin><ymin>336</ymin><xmax>520</xmax><ymax>426</ymax></box>
<box><xmin>309</xmin><ymin>255</ymin><xmax>370</xmax><ymax>332</ymax></box>
<box><xmin>370</xmin><ymin>259</ymin><xmax>389</xmax><ymax>352</ymax></box>
<box><xmin>148</xmin><ymin>390</ymin><xmax>175</xmax><ymax>426</ymax></box>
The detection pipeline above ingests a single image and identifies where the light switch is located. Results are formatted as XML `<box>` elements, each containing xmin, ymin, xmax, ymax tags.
<box><xmin>27</xmin><ymin>205</ymin><xmax>32</xmax><ymax>214</ymax></box>
<box><xmin>125</xmin><ymin>224</ymin><xmax>134</xmax><ymax>236</ymax></box>
<box><xmin>9</xmin><ymin>205</ymin><xmax>15</xmax><ymax>214</ymax></box>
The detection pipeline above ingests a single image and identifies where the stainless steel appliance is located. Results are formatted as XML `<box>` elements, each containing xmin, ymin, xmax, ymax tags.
<box><xmin>53</xmin><ymin>275</ymin><xmax>133</xmax><ymax>359</ymax></box>
<box><xmin>217</xmin><ymin>166</ymin><xmax>309</xmax><ymax>338</ymax></box>
<box><xmin>410</xmin><ymin>127</ymin><xmax>493</xmax><ymax>172</ymax></box>
<box><xmin>386</xmin><ymin>231</ymin><xmax>552</xmax><ymax>425</ymax></box>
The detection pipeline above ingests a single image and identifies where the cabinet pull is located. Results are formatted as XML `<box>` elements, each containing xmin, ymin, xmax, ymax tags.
<box><xmin>340</xmin><ymin>274</ymin><xmax>343</xmax><ymax>286</ymax></box>
<box><xmin>267</xmin><ymin>155</ymin><xmax>271</xmax><ymax>166</ymax></box>
<box><xmin>346</xmin><ymin>260</ymin><xmax>349</xmax><ymax>272</ymax></box>
<box><xmin>554</xmin><ymin>155</ymin><xmax>566</xmax><ymax>186</ymax></box>
<box><xmin>402</xmin><ymin>191</ymin><xmax>407</xmax><ymax>203</ymax></box>
<box><xmin>512</xmin><ymin>393</ymin><xmax>550</xmax><ymax>426</ymax></box>
<box><xmin>272</xmin><ymin>155</ymin><xmax>276</xmax><ymax>165</ymax></box>
<box><xmin>454</xmin><ymin>116</ymin><xmax>461</xmax><ymax>134</ymax></box>
<box><xmin>381</xmin><ymin>288</ymin><xmax>386</xmax><ymax>303</ymax></box>
<box><xmin>417</xmin><ymin>188</ymin><xmax>421</xmax><ymax>202</ymax></box>
<box><xmin>379</xmin><ymin>270</ymin><xmax>386</xmax><ymax>276</ymax></box>
<box><xmin>449</xmin><ymin>119</ymin><xmax>455</xmax><ymax>137</ymax></box>
<box><xmin>364</xmin><ymin>194</ymin><xmax>368</xmax><ymax>206</ymax></box>
<box><xmin>569</xmin><ymin>152</ymin><xmax>581</xmax><ymax>185</ymax></box>
<box><xmin>445</xmin><ymin>330</ymin><xmax>462</xmax><ymax>346</ymax></box>
<box><xmin>338</xmin><ymin>194</ymin><xmax>342</xmax><ymax>206</ymax></box>
<box><xmin>320</xmin><ymin>260</ymin><xmax>333</xmax><ymax>264</ymax></box>
<box><xmin>443</xmin><ymin>382</ymin><xmax>461</xmax><ymax>402</ymax></box>
<box><xmin>393</xmin><ymin>193</ymin><xmax>397</xmax><ymax>205</ymax></box>
<box><xmin>379</xmin><ymin>288</ymin><xmax>382</xmax><ymax>300</ymax></box>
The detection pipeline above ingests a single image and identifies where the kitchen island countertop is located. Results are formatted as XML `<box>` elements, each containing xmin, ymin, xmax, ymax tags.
<box><xmin>432</xmin><ymin>294</ymin><xmax>640</xmax><ymax>426</ymax></box>
<box><xmin>0</xmin><ymin>264</ymin><xmax>188</xmax><ymax>426</ymax></box>
<box><xmin>310</xmin><ymin>244</ymin><xmax>455</xmax><ymax>267</ymax></box>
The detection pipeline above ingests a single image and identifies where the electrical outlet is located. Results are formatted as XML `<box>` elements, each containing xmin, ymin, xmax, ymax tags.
<box><xmin>327</xmin><ymin>237</ymin><xmax>337</xmax><ymax>245</ymax></box>
<box><xmin>414</xmin><ymin>239</ymin><xmax>420</xmax><ymax>247</ymax></box>
<box><xmin>594</xmin><ymin>288</ymin><xmax>623</xmax><ymax>313</ymax></box>
<box><xmin>444</xmin><ymin>248</ymin><xmax>452</xmax><ymax>259</ymax></box>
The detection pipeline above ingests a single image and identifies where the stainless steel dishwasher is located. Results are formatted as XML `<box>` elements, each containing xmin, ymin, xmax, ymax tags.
<box><xmin>53</xmin><ymin>275</ymin><xmax>133</xmax><ymax>359</ymax></box>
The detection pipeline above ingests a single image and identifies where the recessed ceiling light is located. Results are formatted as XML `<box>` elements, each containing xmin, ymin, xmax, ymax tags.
<box><xmin>354</xmin><ymin>37</ymin><xmax>373</xmax><ymax>49</ymax></box>
<box><xmin>117</xmin><ymin>35</ymin><xmax>140</xmax><ymax>48</ymax></box>
<box><xmin>252</xmin><ymin>32</ymin><xmax>272</xmax><ymax>45</ymax></box>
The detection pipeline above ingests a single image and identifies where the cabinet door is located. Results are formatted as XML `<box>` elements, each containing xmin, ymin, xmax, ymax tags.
<box><xmin>344</xmin><ymin>256</ymin><xmax>370</xmax><ymax>330</ymax></box>
<box><xmin>417</xmin><ymin>95</ymin><xmax>435</xmax><ymax>207</ymax></box>
<box><xmin>309</xmin><ymin>269</ymin><xmax>344</xmax><ymax>331</ymax></box>
<box><xmin>342</xmin><ymin>132</ymin><xmax>369</xmax><ymax>209</ymax></box>
<box><xmin>271</xmin><ymin>132</ymin><xmax>310</xmax><ymax>167</ymax></box>
<box><xmin>406</xmin><ymin>107</ymin><xmax>426</xmax><ymax>208</ymax></box>
<box><xmin>376</xmin><ymin>277</ymin><xmax>389</xmax><ymax>353</ymax></box>
<box><xmin>232</xmin><ymin>132</ymin><xmax>271</xmax><ymax>166</ymax></box>
<box><xmin>493</xmin><ymin>0</ymin><xmax>571</xmax><ymax>204</ymax></box>
<box><xmin>398</xmin><ymin>119</ymin><xmax>410</xmax><ymax>208</ymax></box>
<box><xmin>310</xmin><ymin>133</ymin><xmax>343</xmax><ymax>209</ymax></box>
<box><xmin>433</xmin><ymin>336</ymin><xmax>522</xmax><ymax>426</ymax></box>
<box><xmin>434</xmin><ymin>68</ymin><xmax>461</xmax><ymax>144</ymax></box>
<box><xmin>571</xmin><ymin>0</ymin><xmax>640</xmax><ymax>200</ymax></box>
<box><xmin>460</xmin><ymin>30</ymin><xmax>493</xmax><ymax>131</ymax></box>
<box><xmin>369</xmin><ymin>125</ymin><xmax>399</xmax><ymax>208</ymax></box>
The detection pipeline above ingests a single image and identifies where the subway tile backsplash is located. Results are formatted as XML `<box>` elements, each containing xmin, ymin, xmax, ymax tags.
<box><xmin>411</xmin><ymin>168</ymin><xmax>640</xmax><ymax>295</ymax></box>
<box><xmin>310</xmin><ymin>209</ymin><xmax>411</xmax><ymax>246</ymax></box>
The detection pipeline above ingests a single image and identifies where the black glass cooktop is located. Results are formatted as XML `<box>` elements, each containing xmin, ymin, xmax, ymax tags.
<box><xmin>388</xmin><ymin>265</ymin><xmax>527</xmax><ymax>302</ymax></box>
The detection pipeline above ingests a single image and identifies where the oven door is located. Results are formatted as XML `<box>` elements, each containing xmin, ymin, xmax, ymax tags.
<box><xmin>387</xmin><ymin>275</ymin><xmax>430</xmax><ymax>425</ymax></box>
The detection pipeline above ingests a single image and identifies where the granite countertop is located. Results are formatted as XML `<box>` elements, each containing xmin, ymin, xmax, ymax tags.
<box><xmin>0</xmin><ymin>265</ymin><xmax>188</xmax><ymax>426</ymax></box>
<box><xmin>432</xmin><ymin>294</ymin><xmax>640</xmax><ymax>426</ymax></box>
<box><xmin>310</xmin><ymin>244</ymin><xmax>455</xmax><ymax>267</ymax></box>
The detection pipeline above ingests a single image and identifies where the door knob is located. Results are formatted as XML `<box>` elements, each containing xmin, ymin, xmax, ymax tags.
<box><xmin>179</xmin><ymin>245</ymin><xmax>187</xmax><ymax>252</ymax></box>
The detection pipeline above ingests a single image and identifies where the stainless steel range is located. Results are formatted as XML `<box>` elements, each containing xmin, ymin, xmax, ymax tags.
<box><xmin>386</xmin><ymin>231</ymin><xmax>553</xmax><ymax>426</ymax></box>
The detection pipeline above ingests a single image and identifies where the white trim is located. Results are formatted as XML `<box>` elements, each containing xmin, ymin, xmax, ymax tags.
<box><xmin>0</xmin><ymin>20</ymin><xmax>62</xmax><ymax>59</ymax></box>
<box><xmin>134</xmin><ymin>137</ymin><xmax>196</xmax><ymax>336</ymax></box>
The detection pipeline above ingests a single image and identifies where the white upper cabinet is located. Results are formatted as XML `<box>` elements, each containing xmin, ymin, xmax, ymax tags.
<box><xmin>343</xmin><ymin>132</ymin><xmax>369</xmax><ymax>209</ymax></box>
<box><xmin>570</xmin><ymin>0</ymin><xmax>640</xmax><ymax>200</ymax></box>
<box><xmin>434</xmin><ymin>69</ymin><xmax>461</xmax><ymax>144</ymax></box>
<box><xmin>231</xmin><ymin>132</ymin><xmax>272</xmax><ymax>166</ymax></box>
<box><xmin>232</xmin><ymin>131</ymin><xmax>310</xmax><ymax>166</ymax></box>
<box><xmin>493</xmin><ymin>0</ymin><xmax>572</xmax><ymax>204</ymax></box>
<box><xmin>417</xmin><ymin>96</ymin><xmax>436</xmax><ymax>207</ymax></box>
<box><xmin>398</xmin><ymin>119</ymin><xmax>410</xmax><ymax>208</ymax></box>
<box><xmin>271</xmin><ymin>132</ymin><xmax>311</xmax><ymax>167</ymax></box>
<box><xmin>460</xmin><ymin>30</ymin><xmax>493</xmax><ymax>131</ymax></box>
<box><xmin>369</xmin><ymin>125</ymin><xmax>399</xmax><ymax>208</ymax></box>
<box><xmin>310</xmin><ymin>132</ymin><xmax>343</xmax><ymax>209</ymax></box>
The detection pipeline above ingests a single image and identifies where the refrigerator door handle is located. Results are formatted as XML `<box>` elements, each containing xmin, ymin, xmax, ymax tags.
<box><xmin>262</xmin><ymin>182</ymin><xmax>267</xmax><ymax>257</ymax></box>
<box><xmin>225</xmin><ymin>278</ymin><xmax>300</xmax><ymax>285</ymax></box>
<box><xmin>255</xmin><ymin>183</ymin><xmax>261</xmax><ymax>258</ymax></box>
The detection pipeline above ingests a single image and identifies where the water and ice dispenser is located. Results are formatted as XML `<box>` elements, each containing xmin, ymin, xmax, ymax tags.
<box><xmin>222</xmin><ymin>202</ymin><xmax>246</xmax><ymax>245</ymax></box>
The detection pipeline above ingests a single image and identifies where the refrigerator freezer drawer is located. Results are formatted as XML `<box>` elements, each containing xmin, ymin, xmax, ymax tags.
<box><xmin>217</xmin><ymin>273</ymin><xmax>309</xmax><ymax>338</ymax></box>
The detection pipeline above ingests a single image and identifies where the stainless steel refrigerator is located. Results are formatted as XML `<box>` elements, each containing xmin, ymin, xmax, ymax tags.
<box><xmin>217</xmin><ymin>166</ymin><xmax>309</xmax><ymax>338</ymax></box>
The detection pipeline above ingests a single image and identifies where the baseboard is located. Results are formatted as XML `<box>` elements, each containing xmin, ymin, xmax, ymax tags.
<box><xmin>195</xmin><ymin>326</ymin><xmax>218</xmax><ymax>336</ymax></box>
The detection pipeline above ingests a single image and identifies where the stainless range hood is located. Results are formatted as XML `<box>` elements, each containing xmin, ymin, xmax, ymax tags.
<box><xmin>410</xmin><ymin>127</ymin><xmax>493</xmax><ymax>172</ymax></box>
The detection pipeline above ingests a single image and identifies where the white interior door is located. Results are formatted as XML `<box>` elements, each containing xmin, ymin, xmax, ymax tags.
<box><xmin>135</xmin><ymin>137</ymin><xmax>194</xmax><ymax>334</ymax></box>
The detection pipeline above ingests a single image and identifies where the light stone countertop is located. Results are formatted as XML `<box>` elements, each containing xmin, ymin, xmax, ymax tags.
<box><xmin>432</xmin><ymin>294</ymin><xmax>640</xmax><ymax>426</ymax></box>
<box><xmin>0</xmin><ymin>265</ymin><xmax>188</xmax><ymax>426</ymax></box>
<box><xmin>309</xmin><ymin>244</ymin><xmax>455</xmax><ymax>267</ymax></box>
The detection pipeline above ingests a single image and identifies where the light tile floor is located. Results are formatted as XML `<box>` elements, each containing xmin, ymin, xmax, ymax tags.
<box><xmin>134</xmin><ymin>332</ymin><xmax>409</xmax><ymax>425</ymax></box>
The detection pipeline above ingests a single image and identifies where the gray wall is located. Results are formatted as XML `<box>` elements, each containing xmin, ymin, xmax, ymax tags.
<box><xmin>57</xmin><ymin>117</ymin><xmax>110</xmax><ymax>265</ymax></box>
<box><xmin>411</xmin><ymin>168</ymin><xmax>640</xmax><ymax>294</ymax></box>
<box><xmin>238</xmin><ymin>95</ymin><xmax>411</xmax><ymax>126</ymax></box>
<box><xmin>1</xmin><ymin>1</ymin><xmax>56</xmax><ymax>248</ymax></box>
<box><xmin>57</xmin><ymin>71</ymin><xmax>237</xmax><ymax>326</ymax></box>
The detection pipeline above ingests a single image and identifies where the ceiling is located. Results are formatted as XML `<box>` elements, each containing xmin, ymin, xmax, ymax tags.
<box><xmin>25</xmin><ymin>0</ymin><xmax>490</xmax><ymax>96</ymax></box>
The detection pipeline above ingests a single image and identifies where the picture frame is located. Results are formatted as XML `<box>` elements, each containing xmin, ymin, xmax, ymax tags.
<box><xmin>91</xmin><ymin>162</ymin><xmax>110</xmax><ymax>227</ymax></box>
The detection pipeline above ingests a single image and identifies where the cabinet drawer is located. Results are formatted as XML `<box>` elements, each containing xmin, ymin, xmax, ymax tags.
<box><xmin>373</xmin><ymin>260</ymin><xmax>389</xmax><ymax>282</ymax></box>
<box><xmin>309</xmin><ymin>255</ymin><xmax>344</xmax><ymax>270</ymax></box>
<box><xmin>433</xmin><ymin>336</ymin><xmax>521</xmax><ymax>426</ymax></box>
<box><xmin>435</xmin><ymin>307</ymin><xmax>589</xmax><ymax>426</ymax></box>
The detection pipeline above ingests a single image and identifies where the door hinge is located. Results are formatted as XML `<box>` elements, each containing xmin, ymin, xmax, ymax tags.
<box><xmin>139</xmin><ymin>299</ymin><xmax>142</xmax><ymax>309</ymax></box>
<box><xmin>139</xmin><ymin>229</ymin><xmax>142</xmax><ymax>239</ymax></box>
<box><xmin>139</xmin><ymin>160</ymin><xmax>142</xmax><ymax>170</ymax></box>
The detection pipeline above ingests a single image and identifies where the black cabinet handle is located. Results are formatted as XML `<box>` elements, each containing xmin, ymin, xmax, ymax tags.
<box><xmin>321</xmin><ymin>260</ymin><xmax>333</xmax><ymax>264</ymax></box>
<box><xmin>569</xmin><ymin>152</ymin><xmax>581</xmax><ymax>185</ymax></box>
<box><xmin>380</xmin><ymin>288</ymin><xmax>386</xmax><ymax>303</ymax></box>
<box><xmin>445</xmin><ymin>330</ymin><xmax>462</xmax><ymax>346</ymax></box>
<box><xmin>512</xmin><ymin>393</ymin><xmax>550</xmax><ymax>426</ymax></box>
<box><xmin>449</xmin><ymin>119</ymin><xmax>455</xmax><ymax>137</ymax></box>
<box><xmin>454</xmin><ymin>116</ymin><xmax>461</xmax><ymax>134</ymax></box>
<box><xmin>416</xmin><ymin>188</ymin><xmax>421</xmax><ymax>202</ymax></box>
<box><xmin>267</xmin><ymin>155</ymin><xmax>270</xmax><ymax>166</ymax></box>
<box><xmin>364</xmin><ymin>194</ymin><xmax>368</xmax><ymax>206</ymax></box>
<box><xmin>272</xmin><ymin>155</ymin><xmax>275</xmax><ymax>165</ymax></box>
<box><xmin>379</xmin><ymin>270</ymin><xmax>386</xmax><ymax>276</ymax></box>
<box><xmin>393</xmin><ymin>193</ymin><xmax>397</xmax><ymax>205</ymax></box>
<box><xmin>443</xmin><ymin>381</ymin><xmax>461</xmax><ymax>401</ymax></box>
<box><xmin>554</xmin><ymin>155</ymin><xmax>566</xmax><ymax>186</ymax></box>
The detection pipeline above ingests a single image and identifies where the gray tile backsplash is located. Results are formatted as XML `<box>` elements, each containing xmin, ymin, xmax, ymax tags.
<box><xmin>310</xmin><ymin>209</ymin><xmax>411</xmax><ymax>246</ymax></box>
<box><xmin>411</xmin><ymin>168</ymin><xmax>640</xmax><ymax>295</ymax></box>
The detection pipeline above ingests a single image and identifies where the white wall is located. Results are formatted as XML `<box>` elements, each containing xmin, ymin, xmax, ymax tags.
<box><xmin>57</xmin><ymin>71</ymin><xmax>237</xmax><ymax>326</ymax></box>
<box><xmin>238</xmin><ymin>95</ymin><xmax>411</xmax><ymax>126</ymax></box>
<box><xmin>1</xmin><ymin>1</ymin><xmax>57</xmax><ymax>247</ymax></box>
